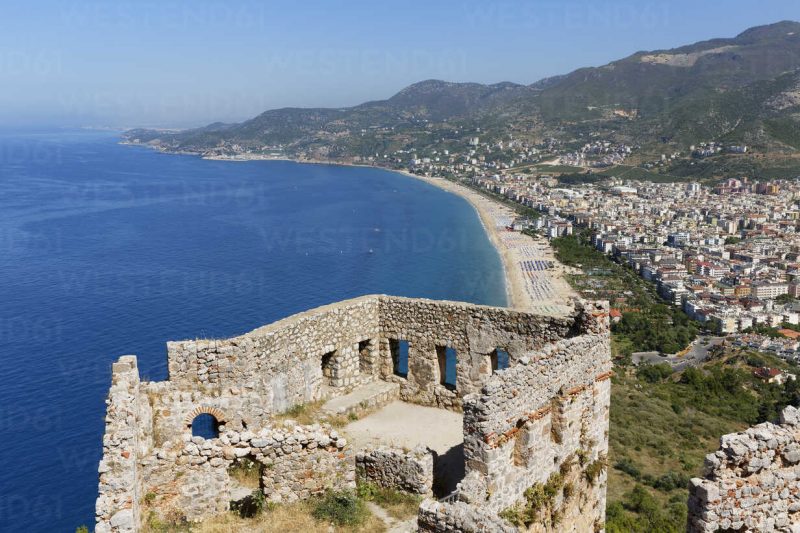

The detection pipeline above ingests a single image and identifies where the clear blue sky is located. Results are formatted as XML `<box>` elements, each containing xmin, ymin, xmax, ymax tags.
<box><xmin>1</xmin><ymin>0</ymin><xmax>798</xmax><ymax>128</ymax></box>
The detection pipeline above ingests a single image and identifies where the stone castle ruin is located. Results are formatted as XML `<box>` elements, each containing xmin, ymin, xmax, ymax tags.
<box><xmin>95</xmin><ymin>295</ymin><xmax>611</xmax><ymax>532</ymax></box>
<box><xmin>689</xmin><ymin>406</ymin><xmax>800</xmax><ymax>532</ymax></box>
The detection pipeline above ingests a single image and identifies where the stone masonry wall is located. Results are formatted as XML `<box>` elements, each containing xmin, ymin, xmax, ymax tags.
<box><xmin>417</xmin><ymin>499</ymin><xmax>517</xmax><ymax>532</ymax></box>
<box><xmin>140</xmin><ymin>422</ymin><xmax>353</xmax><ymax>522</ymax></box>
<box><xmin>165</xmin><ymin>295</ymin><xmax>582</xmax><ymax>404</ymax></box>
<box><xmin>377</xmin><ymin>296</ymin><xmax>583</xmax><ymax>410</ymax></box>
<box><xmin>96</xmin><ymin>294</ymin><xmax>611</xmax><ymax>531</ymax></box>
<box><xmin>165</xmin><ymin>297</ymin><xmax>382</xmax><ymax>425</ymax></box>
<box><xmin>688</xmin><ymin>406</ymin><xmax>800</xmax><ymax>532</ymax></box>
<box><xmin>156</xmin><ymin>295</ymin><xmax>584</xmax><ymax>442</ymax></box>
<box><xmin>355</xmin><ymin>445</ymin><xmax>434</xmax><ymax>495</ymax></box>
<box><xmin>450</xmin><ymin>300</ymin><xmax>612</xmax><ymax>530</ymax></box>
<box><xmin>95</xmin><ymin>356</ymin><xmax>153</xmax><ymax>533</ymax></box>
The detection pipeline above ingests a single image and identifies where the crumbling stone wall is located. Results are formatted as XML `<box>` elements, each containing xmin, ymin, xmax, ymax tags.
<box><xmin>418</xmin><ymin>499</ymin><xmax>517</xmax><ymax>532</ymax></box>
<box><xmin>377</xmin><ymin>297</ymin><xmax>584</xmax><ymax>411</ymax></box>
<box><xmin>139</xmin><ymin>422</ymin><xmax>353</xmax><ymax>523</ymax></box>
<box><xmin>688</xmin><ymin>406</ymin><xmax>800</xmax><ymax>532</ymax></box>
<box><xmin>355</xmin><ymin>445</ymin><xmax>434</xmax><ymax>495</ymax></box>
<box><xmin>259</xmin><ymin>426</ymin><xmax>354</xmax><ymax>503</ymax></box>
<box><xmin>424</xmin><ymin>301</ymin><xmax>612</xmax><ymax>532</ymax></box>
<box><xmin>165</xmin><ymin>297</ymin><xmax>382</xmax><ymax>426</ymax></box>
<box><xmin>95</xmin><ymin>295</ymin><xmax>611</xmax><ymax>531</ymax></box>
<box><xmin>162</xmin><ymin>296</ymin><xmax>583</xmax><ymax>422</ymax></box>
<box><xmin>96</xmin><ymin>356</ymin><xmax>153</xmax><ymax>533</ymax></box>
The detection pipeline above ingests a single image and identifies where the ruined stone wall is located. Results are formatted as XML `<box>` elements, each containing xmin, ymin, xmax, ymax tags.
<box><xmin>95</xmin><ymin>356</ymin><xmax>153</xmax><ymax>533</ymax></box>
<box><xmin>377</xmin><ymin>296</ymin><xmax>583</xmax><ymax>410</ymax></box>
<box><xmin>260</xmin><ymin>427</ymin><xmax>354</xmax><ymax>503</ymax></box>
<box><xmin>417</xmin><ymin>499</ymin><xmax>517</xmax><ymax>532</ymax></box>
<box><xmin>452</xmin><ymin>300</ymin><xmax>612</xmax><ymax>530</ymax></box>
<box><xmin>96</xmin><ymin>295</ymin><xmax>612</xmax><ymax>531</ymax></box>
<box><xmin>154</xmin><ymin>295</ymin><xmax>582</xmax><ymax>443</ymax></box>
<box><xmin>355</xmin><ymin>445</ymin><xmax>434</xmax><ymax>495</ymax></box>
<box><xmin>688</xmin><ymin>406</ymin><xmax>800</xmax><ymax>532</ymax></box>
<box><xmin>140</xmin><ymin>422</ymin><xmax>353</xmax><ymax>522</ymax></box>
<box><xmin>165</xmin><ymin>296</ymin><xmax>382</xmax><ymax>426</ymax></box>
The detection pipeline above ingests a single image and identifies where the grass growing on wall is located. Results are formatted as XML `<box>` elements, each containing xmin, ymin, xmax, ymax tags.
<box><xmin>274</xmin><ymin>401</ymin><xmax>326</xmax><ymax>425</ymax></box>
<box><xmin>275</xmin><ymin>401</ymin><xmax>363</xmax><ymax>428</ymax></box>
<box><xmin>227</xmin><ymin>457</ymin><xmax>262</xmax><ymax>490</ymax></box>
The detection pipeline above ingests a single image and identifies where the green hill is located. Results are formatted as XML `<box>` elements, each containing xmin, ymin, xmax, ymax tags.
<box><xmin>125</xmin><ymin>21</ymin><xmax>800</xmax><ymax>171</ymax></box>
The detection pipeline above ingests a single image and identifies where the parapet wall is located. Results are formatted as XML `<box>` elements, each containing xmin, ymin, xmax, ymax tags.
<box><xmin>95</xmin><ymin>294</ymin><xmax>611</xmax><ymax>531</ymax></box>
<box><xmin>444</xmin><ymin>300</ymin><xmax>611</xmax><ymax>530</ymax></box>
<box><xmin>165</xmin><ymin>296</ymin><xmax>381</xmax><ymax>418</ymax></box>
<box><xmin>160</xmin><ymin>294</ymin><xmax>585</xmax><ymax>437</ymax></box>
<box><xmin>688</xmin><ymin>406</ymin><xmax>800</xmax><ymax>532</ymax></box>
<box><xmin>356</xmin><ymin>446</ymin><xmax>434</xmax><ymax>495</ymax></box>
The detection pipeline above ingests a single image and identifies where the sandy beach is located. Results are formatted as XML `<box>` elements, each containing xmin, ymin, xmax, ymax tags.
<box><xmin>394</xmin><ymin>171</ymin><xmax>577</xmax><ymax>316</ymax></box>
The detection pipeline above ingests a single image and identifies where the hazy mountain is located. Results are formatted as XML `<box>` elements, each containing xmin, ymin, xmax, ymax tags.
<box><xmin>537</xmin><ymin>21</ymin><xmax>800</xmax><ymax>122</ymax></box>
<box><xmin>126</xmin><ymin>21</ymin><xmax>800</xmax><ymax>157</ymax></box>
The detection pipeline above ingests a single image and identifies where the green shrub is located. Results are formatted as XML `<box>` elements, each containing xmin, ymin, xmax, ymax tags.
<box><xmin>614</xmin><ymin>457</ymin><xmax>641</xmax><ymax>480</ymax></box>
<box><xmin>606</xmin><ymin>485</ymin><xmax>687</xmax><ymax>533</ymax></box>
<box><xmin>230</xmin><ymin>488</ymin><xmax>269</xmax><ymax>518</ymax></box>
<box><xmin>637</xmin><ymin>363</ymin><xmax>673</xmax><ymax>383</ymax></box>
<box><xmin>312</xmin><ymin>490</ymin><xmax>368</xmax><ymax>526</ymax></box>
<box><xmin>651</xmin><ymin>471</ymin><xmax>690</xmax><ymax>492</ymax></box>
<box><xmin>75</xmin><ymin>527</ymin><xmax>90</xmax><ymax>533</ymax></box>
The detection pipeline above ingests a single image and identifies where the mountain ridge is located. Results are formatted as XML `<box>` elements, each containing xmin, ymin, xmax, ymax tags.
<box><xmin>125</xmin><ymin>21</ymin><xmax>800</xmax><ymax>171</ymax></box>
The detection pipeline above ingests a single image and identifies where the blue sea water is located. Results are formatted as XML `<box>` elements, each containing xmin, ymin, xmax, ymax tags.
<box><xmin>0</xmin><ymin>130</ymin><xmax>506</xmax><ymax>532</ymax></box>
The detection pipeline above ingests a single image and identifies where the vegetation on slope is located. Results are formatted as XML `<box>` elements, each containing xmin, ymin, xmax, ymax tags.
<box><xmin>551</xmin><ymin>228</ymin><xmax>800</xmax><ymax>531</ymax></box>
<box><xmin>607</xmin><ymin>352</ymin><xmax>800</xmax><ymax>532</ymax></box>
<box><xmin>141</xmin><ymin>488</ymin><xmax>388</xmax><ymax>533</ymax></box>
<box><xmin>128</xmin><ymin>22</ymin><xmax>800</xmax><ymax>177</ymax></box>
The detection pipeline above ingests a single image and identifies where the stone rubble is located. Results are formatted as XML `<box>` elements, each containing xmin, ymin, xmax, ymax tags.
<box><xmin>689</xmin><ymin>406</ymin><xmax>800</xmax><ymax>532</ymax></box>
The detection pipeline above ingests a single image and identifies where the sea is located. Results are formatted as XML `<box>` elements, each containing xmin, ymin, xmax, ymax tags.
<box><xmin>0</xmin><ymin>129</ymin><xmax>506</xmax><ymax>532</ymax></box>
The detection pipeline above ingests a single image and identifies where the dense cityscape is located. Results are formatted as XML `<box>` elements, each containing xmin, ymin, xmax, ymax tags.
<box><xmin>399</xmin><ymin>136</ymin><xmax>800</xmax><ymax>362</ymax></box>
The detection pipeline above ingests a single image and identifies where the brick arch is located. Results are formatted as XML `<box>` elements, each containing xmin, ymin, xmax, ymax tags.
<box><xmin>184</xmin><ymin>406</ymin><xmax>227</xmax><ymax>427</ymax></box>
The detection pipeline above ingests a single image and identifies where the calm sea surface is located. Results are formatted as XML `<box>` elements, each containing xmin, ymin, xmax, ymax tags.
<box><xmin>0</xmin><ymin>130</ymin><xmax>505</xmax><ymax>531</ymax></box>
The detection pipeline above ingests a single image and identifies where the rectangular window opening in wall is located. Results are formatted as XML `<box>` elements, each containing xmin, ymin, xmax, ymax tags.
<box><xmin>491</xmin><ymin>348</ymin><xmax>510</xmax><ymax>373</ymax></box>
<box><xmin>390</xmin><ymin>339</ymin><xmax>409</xmax><ymax>378</ymax></box>
<box><xmin>358</xmin><ymin>339</ymin><xmax>372</xmax><ymax>374</ymax></box>
<box><xmin>437</xmin><ymin>345</ymin><xmax>457</xmax><ymax>390</ymax></box>
<box><xmin>321</xmin><ymin>350</ymin><xmax>336</xmax><ymax>382</ymax></box>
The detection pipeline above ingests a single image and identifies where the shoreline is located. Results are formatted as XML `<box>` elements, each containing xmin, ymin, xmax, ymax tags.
<box><xmin>392</xmin><ymin>171</ymin><xmax>522</xmax><ymax>310</ymax></box>
<box><xmin>121</xmin><ymin>142</ymin><xmax>576</xmax><ymax>314</ymax></box>
<box><xmin>396</xmin><ymin>172</ymin><xmax>577</xmax><ymax>315</ymax></box>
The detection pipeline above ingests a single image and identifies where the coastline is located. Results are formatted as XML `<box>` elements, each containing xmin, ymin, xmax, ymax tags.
<box><xmin>121</xmin><ymin>142</ymin><xmax>576</xmax><ymax>315</ymax></box>
<box><xmin>393</xmin><ymin>171</ymin><xmax>523</xmax><ymax>309</ymax></box>
<box><xmin>395</xmin><ymin>171</ymin><xmax>577</xmax><ymax>316</ymax></box>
